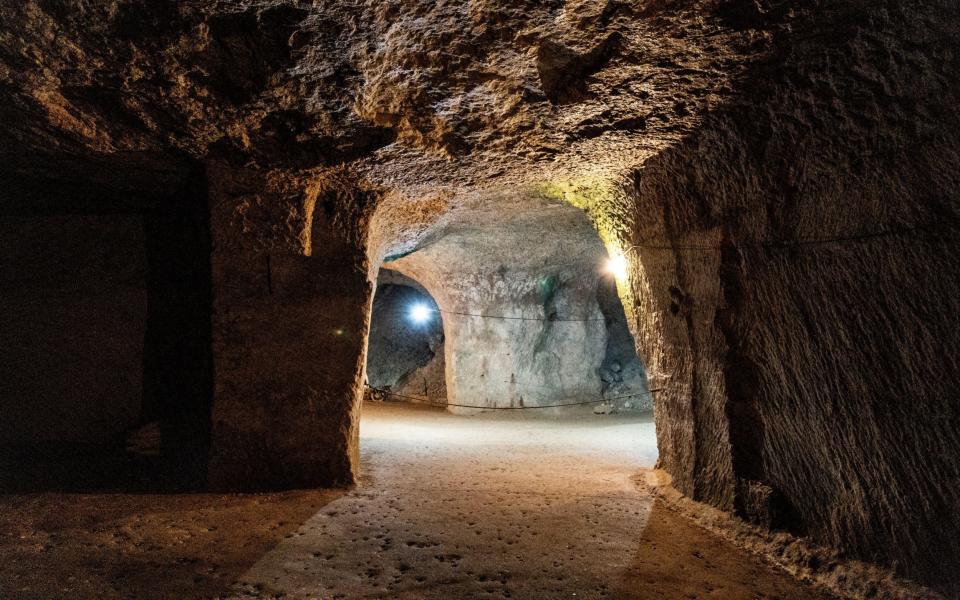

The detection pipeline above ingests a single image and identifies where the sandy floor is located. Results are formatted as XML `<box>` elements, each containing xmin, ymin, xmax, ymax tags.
<box><xmin>0</xmin><ymin>402</ymin><xmax>832</xmax><ymax>599</ymax></box>
<box><xmin>233</xmin><ymin>402</ymin><xmax>830</xmax><ymax>599</ymax></box>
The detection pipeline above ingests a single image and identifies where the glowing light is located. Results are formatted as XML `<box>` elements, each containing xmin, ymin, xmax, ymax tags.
<box><xmin>409</xmin><ymin>303</ymin><xmax>432</xmax><ymax>324</ymax></box>
<box><xmin>605</xmin><ymin>254</ymin><xmax>628</xmax><ymax>280</ymax></box>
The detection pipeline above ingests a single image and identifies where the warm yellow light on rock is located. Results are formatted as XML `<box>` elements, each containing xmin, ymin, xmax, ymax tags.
<box><xmin>606</xmin><ymin>253</ymin><xmax>628</xmax><ymax>280</ymax></box>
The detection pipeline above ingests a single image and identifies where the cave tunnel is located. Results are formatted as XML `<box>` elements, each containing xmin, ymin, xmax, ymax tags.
<box><xmin>364</xmin><ymin>195</ymin><xmax>653</xmax><ymax>417</ymax></box>
<box><xmin>365</xmin><ymin>270</ymin><xmax>447</xmax><ymax>406</ymax></box>
<box><xmin>1</xmin><ymin>1</ymin><xmax>959</xmax><ymax>599</ymax></box>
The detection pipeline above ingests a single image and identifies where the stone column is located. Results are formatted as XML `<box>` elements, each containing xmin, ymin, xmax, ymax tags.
<box><xmin>205</xmin><ymin>163</ymin><xmax>374</xmax><ymax>490</ymax></box>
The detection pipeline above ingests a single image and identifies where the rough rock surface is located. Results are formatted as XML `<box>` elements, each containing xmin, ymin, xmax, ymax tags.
<box><xmin>383</xmin><ymin>192</ymin><xmax>649</xmax><ymax>411</ymax></box>
<box><xmin>597</xmin><ymin>275</ymin><xmax>652</xmax><ymax>411</ymax></box>
<box><xmin>613</xmin><ymin>4</ymin><xmax>960</xmax><ymax>592</ymax></box>
<box><xmin>1</xmin><ymin>0</ymin><xmax>958</xmax><ymax>594</ymax></box>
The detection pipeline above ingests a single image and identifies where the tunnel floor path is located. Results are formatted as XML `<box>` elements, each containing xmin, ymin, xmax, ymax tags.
<box><xmin>232</xmin><ymin>402</ymin><xmax>831</xmax><ymax>600</ymax></box>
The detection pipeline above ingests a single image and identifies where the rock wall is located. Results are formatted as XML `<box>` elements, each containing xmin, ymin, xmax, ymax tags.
<box><xmin>616</xmin><ymin>1</ymin><xmax>960</xmax><ymax>592</ymax></box>
<box><xmin>0</xmin><ymin>215</ymin><xmax>147</xmax><ymax>444</ymax></box>
<box><xmin>392</xmin><ymin>350</ymin><xmax>448</xmax><ymax>405</ymax></box>
<box><xmin>596</xmin><ymin>276</ymin><xmax>652</xmax><ymax>411</ymax></box>
<box><xmin>1</xmin><ymin>0</ymin><xmax>958</xmax><ymax>592</ymax></box>
<box><xmin>438</xmin><ymin>268</ymin><xmax>607</xmax><ymax>412</ymax></box>
<box><xmin>384</xmin><ymin>194</ymin><xmax>631</xmax><ymax>411</ymax></box>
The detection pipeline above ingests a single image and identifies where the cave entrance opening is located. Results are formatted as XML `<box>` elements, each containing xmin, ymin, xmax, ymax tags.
<box><xmin>363</xmin><ymin>263</ymin><xmax>652</xmax><ymax>415</ymax></box>
<box><xmin>356</xmin><ymin>210</ymin><xmax>660</xmax><ymax>571</ymax></box>
<box><xmin>354</xmin><ymin>195</ymin><xmax>660</xmax><ymax>577</ymax></box>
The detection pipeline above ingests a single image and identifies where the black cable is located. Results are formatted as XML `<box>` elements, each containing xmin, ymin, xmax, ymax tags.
<box><xmin>375</xmin><ymin>306</ymin><xmax>607</xmax><ymax>323</ymax></box>
<box><xmin>365</xmin><ymin>384</ymin><xmax>661</xmax><ymax>410</ymax></box>
<box><xmin>436</xmin><ymin>307</ymin><xmax>607</xmax><ymax>322</ymax></box>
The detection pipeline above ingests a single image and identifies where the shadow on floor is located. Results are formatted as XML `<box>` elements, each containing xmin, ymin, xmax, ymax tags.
<box><xmin>0</xmin><ymin>481</ymin><xmax>345</xmax><ymax>599</ymax></box>
<box><xmin>0</xmin><ymin>440</ymin><xmax>163</xmax><ymax>494</ymax></box>
<box><xmin>0</xmin><ymin>421</ymin><xmax>210</xmax><ymax>494</ymax></box>
<box><xmin>615</xmin><ymin>500</ymin><xmax>833</xmax><ymax>600</ymax></box>
<box><xmin>0</xmin><ymin>435</ymin><xmax>347</xmax><ymax>599</ymax></box>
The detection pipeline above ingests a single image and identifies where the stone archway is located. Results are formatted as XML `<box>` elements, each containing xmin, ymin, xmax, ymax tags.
<box><xmin>365</xmin><ymin>188</ymin><xmax>652</xmax><ymax>414</ymax></box>
<box><xmin>365</xmin><ymin>269</ymin><xmax>447</xmax><ymax>405</ymax></box>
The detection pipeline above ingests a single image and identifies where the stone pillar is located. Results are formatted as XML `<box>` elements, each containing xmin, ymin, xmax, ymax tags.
<box><xmin>205</xmin><ymin>163</ymin><xmax>374</xmax><ymax>490</ymax></box>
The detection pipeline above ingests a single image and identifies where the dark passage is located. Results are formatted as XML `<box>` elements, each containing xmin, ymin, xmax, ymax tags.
<box><xmin>0</xmin><ymin>167</ymin><xmax>213</xmax><ymax>491</ymax></box>
<box><xmin>366</xmin><ymin>269</ymin><xmax>446</xmax><ymax>404</ymax></box>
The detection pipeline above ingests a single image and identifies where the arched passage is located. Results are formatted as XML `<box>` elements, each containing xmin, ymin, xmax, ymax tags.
<box><xmin>365</xmin><ymin>189</ymin><xmax>653</xmax><ymax>415</ymax></box>
<box><xmin>332</xmin><ymin>189</ymin><xmax>667</xmax><ymax>597</ymax></box>
<box><xmin>365</xmin><ymin>269</ymin><xmax>446</xmax><ymax>405</ymax></box>
<box><xmin>3</xmin><ymin>1</ymin><xmax>958</xmax><ymax>594</ymax></box>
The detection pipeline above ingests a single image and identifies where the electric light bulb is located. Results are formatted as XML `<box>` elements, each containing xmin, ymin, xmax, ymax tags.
<box><xmin>409</xmin><ymin>303</ymin><xmax>432</xmax><ymax>324</ymax></box>
<box><xmin>606</xmin><ymin>254</ymin><xmax>628</xmax><ymax>280</ymax></box>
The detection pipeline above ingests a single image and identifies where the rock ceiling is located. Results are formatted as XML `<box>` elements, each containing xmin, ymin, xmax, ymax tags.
<box><xmin>0</xmin><ymin>0</ymin><xmax>773</xmax><ymax>203</ymax></box>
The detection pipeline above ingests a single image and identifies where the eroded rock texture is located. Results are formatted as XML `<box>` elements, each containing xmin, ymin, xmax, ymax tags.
<box><xmin>617</xmin><ymin>3</ymin><xmax>960</xmax><ymax>592</ymax></box>
<box><xmin>379</xmin><ymin>192</ymin><xmax>651</xmax><ymax>412</ymax></box>
<box><xmin>1</xmin><ymin>0</ymin><xmax>958</xmax><ymax>593</ymax></box>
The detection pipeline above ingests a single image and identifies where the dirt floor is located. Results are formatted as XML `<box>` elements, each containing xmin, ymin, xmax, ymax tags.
<box><xmin>0</xmin><ymin>402</ymin><xmax>832</xmax><ymax>599</ymax></box>
<box><xmin>0</xmin><ymin>478</ymin><xmax>343</xmax><ymax>598</ymax></box>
